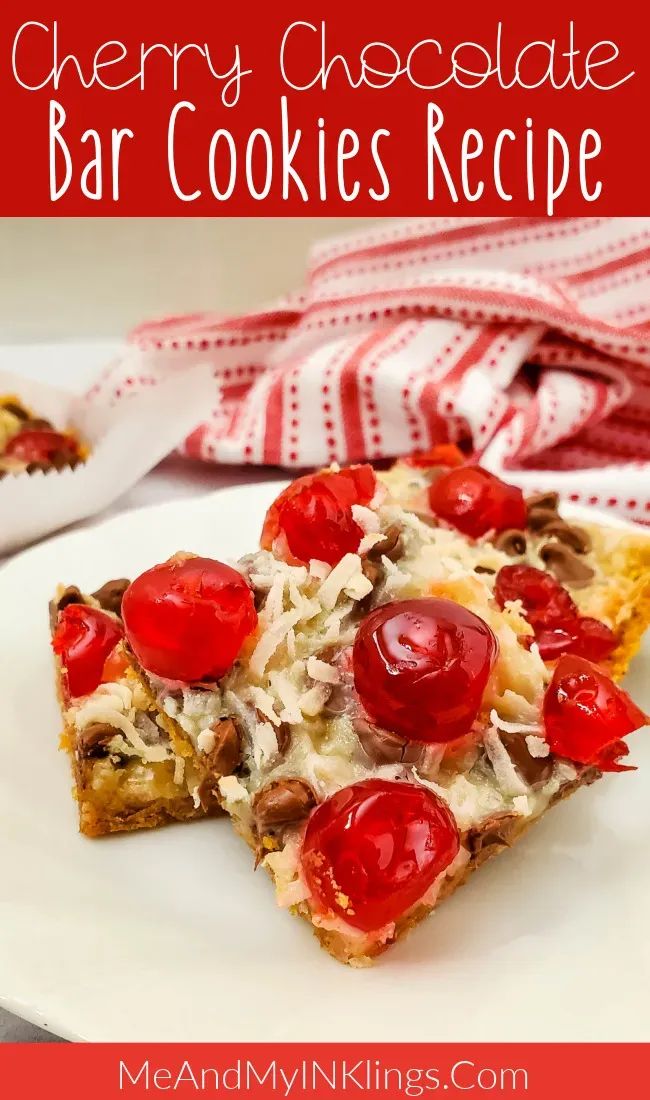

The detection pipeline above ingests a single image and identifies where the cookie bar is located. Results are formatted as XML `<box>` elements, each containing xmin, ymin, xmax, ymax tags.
<box><xmin>1</xmin><ymin>394</ymin><xmax>87</xmax><ymax>477</ymax></box>
<box><xmin>50</xmin><ymin>580</ymin><xmax>222</xmax><ymax>836</ymax></box>
<box><xmin>380</xmin><ymin>452</ymin><xmax>650</xmax><ymax>682</ymax></box>
<box><xmin>116</xmin><ymin>464</ymin><xmax>648</xmax><ymax>964</ymax></box>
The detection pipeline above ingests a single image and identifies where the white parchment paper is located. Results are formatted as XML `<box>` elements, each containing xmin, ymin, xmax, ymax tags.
<box><xmin>0</xmin><ymin>362</ymin><xmax>215</xmax><ymax>553</ymax></box>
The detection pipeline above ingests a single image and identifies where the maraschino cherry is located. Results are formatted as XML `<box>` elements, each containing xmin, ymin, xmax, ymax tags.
<box><xmin>352</xmin><ymin>597</ymin><xmax>498</xmax><ymax>742</ymax></box>
<box><xmin>5</xmin><ymin>428</ymin><xmax>79</xmax><ymax>464</ymax></box>
<box><xmin>122</xmin><ymin>555</ymin><xmax>257</xmax><ymax>682</ymax></box>
<box><xmin>495</xmin><ymin>564</ymin><xmax>577</xmax><ymax>626</ymax></box>
<box><xmin>495</xmin><ymin>564</ymin><xmax>617</xmax><ymax>663</ymax></box>
<box><xmin>52</xmin><ymin>604</ymin><xmax>123</xmax><ymax>698</ymax></box>
<box><xmin>301</xmin><ymin>779</ymin><xmax>460</xmax><ymax>931</ymax></box>
<box><xmin>428</xmin><ymin>465</ymin><xmax>526</xmax><ymax>539</ymax></box>
<box><xmin>261</xmin><ymin>464</ymin><xmax>377</xmax><ymax>566</ymax></box>
<box><xmin>544</xmin><ymin>655</ymin><xmax>647</xmax><ymax>771</ymax></box>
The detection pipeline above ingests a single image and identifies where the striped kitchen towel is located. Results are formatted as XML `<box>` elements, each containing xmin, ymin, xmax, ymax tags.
<box><xmin>87</xmin><ymin>216</ymin><xmax>650</xmax><ymax>524</ymax></box>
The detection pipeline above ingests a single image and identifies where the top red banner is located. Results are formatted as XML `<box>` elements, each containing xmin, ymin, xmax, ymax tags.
<box><xmin>1</xmin><ymin>1</ymin><xmax>649</xmax><ymax>215</ymax></box>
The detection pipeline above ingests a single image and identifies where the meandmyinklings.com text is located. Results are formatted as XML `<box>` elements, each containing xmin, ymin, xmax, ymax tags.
<box><xmin>118</xmin><ymin>1058</ymin><xmax>529</xmax><ymax>1095</ymax></box>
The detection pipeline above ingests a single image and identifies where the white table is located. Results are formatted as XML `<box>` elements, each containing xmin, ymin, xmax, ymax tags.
<box><xmin>0</xmin><ymin>342</ymin><xmax>279</xmax><ymax>1041</ymax></box>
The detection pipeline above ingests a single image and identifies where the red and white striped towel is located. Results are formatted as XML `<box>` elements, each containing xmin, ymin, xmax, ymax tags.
<box><xmin>88</xmin><ymin>216</ymin><xmax>650</xmax><ymax>524</ymax></box>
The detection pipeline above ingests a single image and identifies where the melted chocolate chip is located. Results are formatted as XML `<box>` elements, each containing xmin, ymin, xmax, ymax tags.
<box><xmin>367</xmin><ymin>524</ymin><xmax>403</xmax><ymax>563</ymax></box>
<box><xmin>466</xmin><ymin>812</ymin><xmax>519</xmax><ymax>865</ymax></box>
<box><xmin>92</xmin><ymin>578</ymin><xmax>130</xmax><ymax>618</ymax></box>
<box><xmin>205</xmin><ymin>718</ymin><xmax>241</xmax><ymax>778</ymax></box>
<box><xmin>1</xmin><ymin>400</ymin><xmax>29</xmax><ymax>420</ymax></box>
<box><xmin>498</xmin><ymin>730</ymin><xmax>554</xmax><ymax>787</ymax></box>
<box><xmin>493</xmin><ymin>529</ymin><xmax>527</xmax><ymax>556</ymax></box>
<box><xmin>526</xmin><ymin>506</ymin><xmax>560</xmax><ymax>533</ymax></box>
<box><xmin>526</xmin><ymin>490</ymin><xmax>560</xmax><ymax>513</ymax></box>
<box><xmin>354</xmin><ymin>716</ymin><xmax>423</xmax><ymax>765</ymax></box>
<box><xmin>252</xmin><ymin>778</ymin><xmax>316</xmax><ymax>834</ymax></box>
<box><xmin>539</xmin><ymin>521</ymin><xmax>591</xmax><ymax>554</ymax></box>
<box><xmin>77</xmin><ymin>723</ymin><xmax>117</xmax><ymax>759</ymax></box>
<box><xmin>538</xmin><ymin>543</ymin><xmax>595</xmax><ymax>588</ymax></box>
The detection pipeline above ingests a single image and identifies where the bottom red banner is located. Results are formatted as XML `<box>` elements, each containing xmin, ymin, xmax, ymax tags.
<box><xmin>0</xmin><ymin>1043</ymin><xmax>648</xmax><ymax>1099</ymax></box>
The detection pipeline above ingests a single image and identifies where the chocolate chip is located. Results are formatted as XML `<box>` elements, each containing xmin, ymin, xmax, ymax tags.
<box><xmin>367</xmin><ymin>524</ymin><xmax>403</xmax><ymax>563</ymax></box>
<box><xmin>205</xmin><ymin>718</ymin><xmax>241</xmax><ymax>778</ymax></box>
<box><xmin>275</xmin><ymin>722</ymin><xmax>291</xmax><ymax>755</ymax></box>
<box><xmin>252</xmin><ymin>778</ymin><xmax>316</xmax><ymax>834</ymax></box>
<box><xmin>526</xmin><ymin>490</ymin><xmax>560</xmax><ymax>513</ymax></box>
<box><xmin>92</xmin><ymin>578</ymin><xmax>130</xmax><ymax>618</ymax></box>
<box><xmin>493</xmin><ymin>529</ymin><xmax>527</xmax><ymax>555</ymax></box>
<box><xmin>323</xmin><ymin>684</ymin><xmax>351</xmax><ymax>716</ymax></box>
<box><xmin>539</xmin><ymin>521</ymin><xmax>591</xmax><ymax>554</ymax></box>
<box><xmin>77</xmin><ymin>723</ymin><xmax>117</xmax><ymax>759</ymax></box>
<box><xmin>538</xmin><ymin>543</ymin><xmax>595</xmax><ymax>588</ymax></box>
<box><xmin>361</xmin><ymin>558</ymin><xmax>383</xmax><ymax>586</ymax></box>
<box><xmin>475</xmin><ymin>565</ymin><xmax>496</xmax><ymax>575</ymax></box>
<box><xmin>498</xmin><ymin>731</ymin><xmax>554</xmax><ymax>787</ymax></box>
<box><xmin>354</xmin><ymin>716</ymin><xmax>423</xmax><ymax>765</ymax></box>
<box><xmin>466</xmin><ymin>812</ymin><xmax>519</xmax><ymax>865</ymax></box>
<box><xmin>21</xmin><ymin>417</ymin><xmax>54</xmax><ymax>432</ymax></box>
<box><xmin>526</xmin><ymin>506</ymin><xmax>560</xmax><ymax>533</ymax></box>
<box><xmin>254</xmin><ymin>709</ymin><xmax>291</xmax><ymax>756</ymax></box>
<box><xmin>1</xmin><ymin>400</ymin><xmax>29</xmax><ymax>420</ymax></box>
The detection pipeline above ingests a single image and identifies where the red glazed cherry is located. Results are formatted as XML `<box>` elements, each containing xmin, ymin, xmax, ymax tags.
<box><xmin>495</xmin><ymin>565</ymin><xmax>617</xmax><ymax>663</ymax></box>
<box><xmin>122</xmin><ymin>555</ymin><xmax>257</xmax><ymax>682</ymax></box>
<box><xmin>352</xmin><ymin>597</ymin><xmax>498</xmax><ymax>743</ymax></box>
<box><xmin>261</xmin><ymin>464</ymin><xmax>377</xmax><ymax>566</ymax></box>
<box><xmin>428</xmin><ymin>465</ymin><xmax>526</xmax><ymax>539</ymax></box>
<box><xmin>544</xmin><ymin>655</ymin><xmax>647</xmax><ymax>771</ymax></box>
<box><xmin>404</xmin><ymin>443</ymin><xmax>466</xmax><ymax>469</ymax></box>
<box><xmin>528</xmin><ymin>623</ymin><xmax>578</xmax><ymax>661</ymax></box>
<box><xmin>301</xmin><ymin>779</ymin><xmax>460</xmax><ymax>932</ymax></box>
<box><xmin>566</xmin><ymin>617</ymin><xmax>617</xmax><ymax>663</ymax></box>
<box><xmin>4</xmin><ymin>429</ymin><xmax>78</xmax><ymax>463</ymax></box>
<box><xmin>52</xmin><ymin>604</ymin><xmax>123</xmax><ymax>698</ymax></box>
<box><xmin>495</xmin><ymin>564</ymin><xmax>577</xmax><ymax>627</ymax></box>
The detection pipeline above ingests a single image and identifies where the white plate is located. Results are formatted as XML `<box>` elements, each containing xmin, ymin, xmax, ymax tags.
<box><xmin>1</xmin><ymin>484</ymin><xmax>649</xmax><ymax>1042</ymax></box>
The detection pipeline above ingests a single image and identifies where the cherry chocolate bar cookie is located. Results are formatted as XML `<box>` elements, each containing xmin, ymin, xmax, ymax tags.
<box><xmin>113</xmin><ymin>461</ymin><xmax>649</xmax><ymax>965</ymax></box>
<box><xmin>0</xmin><ymin>394</ymin><xmax>87</xmax><ymax>477</ymax></box>
<box><xmin>381</xmin><ymin>445</ymin><xmax>650</xmax><ymax>682</ymax></box>
<box><xmin>50</xmin><ymin>577</ymin><xmax>223</xmax><ymax>836</ymax></box>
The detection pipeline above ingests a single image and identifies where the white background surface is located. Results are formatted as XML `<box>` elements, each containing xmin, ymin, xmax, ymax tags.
<box><xmin>0</xmin><ymin>218</ymin><xmax>375</xmax><ymax>341</ymax></box>
<box><xmin>0</xmin><ymin>341</ymin><xmax>278</xmax><ymax>1041</ymax></box>
<box><xmin>0</xmin><ymin>217</ymin><xmax>378</xmax><ymax>1039</ymax></box>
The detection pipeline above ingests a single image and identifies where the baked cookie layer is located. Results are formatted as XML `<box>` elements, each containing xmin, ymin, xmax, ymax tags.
<box><xmin>51</xmin><ymin>581</ymin><xmax>221</xmax><ymax>837</ymax></box>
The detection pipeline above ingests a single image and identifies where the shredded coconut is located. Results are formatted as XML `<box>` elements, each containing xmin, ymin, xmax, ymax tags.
<box><xmin>351</xmin><ymin>504</ymin><xmax>381</xmax><ymax>533</ymax></box>
<box><xmin>218</xmin><ymin>774</ymin><xmax>250</xmax><ymax>805</ymax></box>
<box><xmin>306</xmin><ymin>656</ymin><xmax>340</xmax><ymax>684</ymax></box>
<box><xmin>197</xmin><ymin>727</ymin><xmax>216</xmax><ymax>754</ymax></box>
<box><xmin>318</xmin><ymin>554</ymin><xmax>364</xmax><ymax>610</ymax></box>
<box><xmin>248</xmin><ymin>685</ymin><xmax>281</xmax><ymax>726</ymax></box>
<box><xmin>490</xmin><ymin>708</ymin><xmax>540</xmax><ymax>735</ymax></box>
<box><xmin>249</xmin><ymin>607</ymin><xmax>302</xmax><ymax>678</ymax></box>
<box><xmin>526</xmin><ymin>734</ymin><xmax>550</xmax><ymax>759</ymax></box>
<box><xmin>483</xmin><ymin>727</ymin><xmax>529</xmax><ymax>797</ymax></box>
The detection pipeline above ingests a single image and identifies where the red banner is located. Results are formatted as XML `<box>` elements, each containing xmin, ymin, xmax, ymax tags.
<box><xmin>1</xmin><ymin>1043</ymin><xmax>649</xmax><ymax>1098</ymax></box>
<box><xmin>0</xmin><ymin>1</ymin><xmax>649</xmax><ymax>214</ymax></box>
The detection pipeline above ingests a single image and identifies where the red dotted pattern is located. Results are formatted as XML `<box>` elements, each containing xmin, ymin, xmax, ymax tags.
<box><xmin>88</xmin><ymin>218</ymin><xmax>650</xmax><ymax>523</ymax></box>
